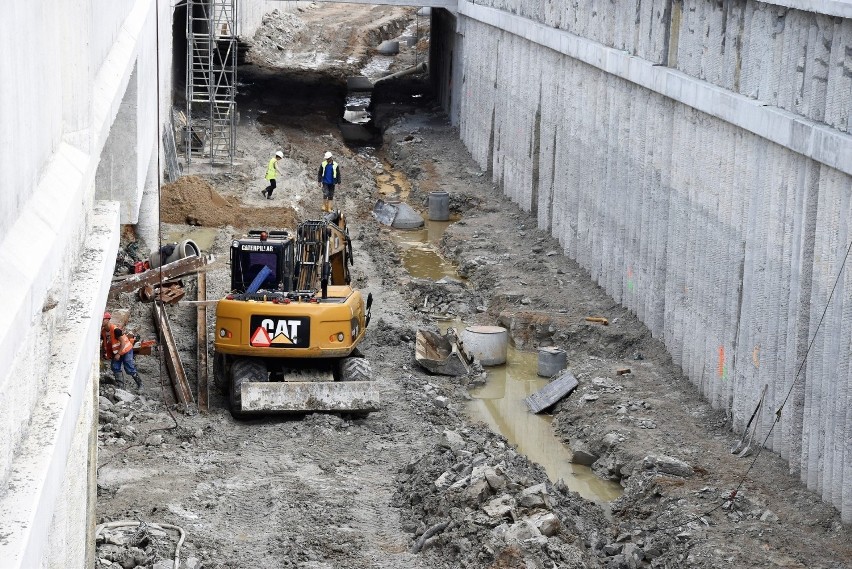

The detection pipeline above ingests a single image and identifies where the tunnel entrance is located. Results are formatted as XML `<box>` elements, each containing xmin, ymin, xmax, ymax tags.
<box><xmin>235</xmin><ymin>6</ymin><xmax>432</xmax><ymax>149</ymax></box>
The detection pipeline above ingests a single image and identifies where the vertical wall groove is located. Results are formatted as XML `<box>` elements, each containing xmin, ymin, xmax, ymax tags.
<box><xmin>454</xmin><ymin>0</ymin><xmax>852</xmax><ymax>521</ymax></box>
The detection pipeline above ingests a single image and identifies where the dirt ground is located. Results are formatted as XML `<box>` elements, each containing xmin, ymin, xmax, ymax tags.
<box><xmin>96</xmin><ymin>5</ymin><xmax>851</xmax><ymax>569</ymax></box>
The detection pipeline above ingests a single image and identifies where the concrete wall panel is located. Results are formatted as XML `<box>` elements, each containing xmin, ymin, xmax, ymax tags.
<box><xmin>453</xmin><ymin>0</ymin><xmax>852</xmax><ymax>520</ymax></box>
<box><xmin>0</xmin><ymin>1</ymin><xmax>176</xmax><ymax>565</ymax></box>
<box><xmin>0</xmin><ymin>1</ymin><xmax>65</xmax><ymax>244</ymax></box>
<box><xmin>471</xmin><ymin>0</ymin><xmax>852</xmax><ymax>134</ymax></box>
<box><xmin>91</xmin><ymin>1</ymin><xmax>137</xmax><ymax>76</ymax></box>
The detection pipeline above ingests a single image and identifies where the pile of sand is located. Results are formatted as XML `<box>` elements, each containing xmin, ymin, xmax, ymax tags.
<box><xmin>160</xmin><ymin>175</ymin><xmax>298</xmax><ymax>230</ymax></box>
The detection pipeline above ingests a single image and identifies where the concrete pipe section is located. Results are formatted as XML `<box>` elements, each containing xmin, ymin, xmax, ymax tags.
<box><xmin>149</xmin><ymin>240</ymin><xmax>200</xmax><ymax>269</ymax></box>
<box><xmin>537</xmin><ymin>347</ymin><xmax>567</xmax><ymax>378</ymax></box>
<box><xmin>428</xmin><ymin>191</ymin><xmax>450</xmax><ymax>221</ymax></box>
<box><xmin>462</xmin><ymin>325</ymin><xmax>508</xmax><ymax>366</ymax></box>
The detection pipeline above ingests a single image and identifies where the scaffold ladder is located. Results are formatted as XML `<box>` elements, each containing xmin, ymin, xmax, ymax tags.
<box><xmin>186</xmin><ymin>0</ymin><xmax>237</xmax><ymax>165</ymax></box>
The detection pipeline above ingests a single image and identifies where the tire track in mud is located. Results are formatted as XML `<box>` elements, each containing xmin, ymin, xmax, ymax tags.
<box><xmin>337</xmin><ymin>195</ymin><xmax>444</xmax><ymax>568</ymax></box>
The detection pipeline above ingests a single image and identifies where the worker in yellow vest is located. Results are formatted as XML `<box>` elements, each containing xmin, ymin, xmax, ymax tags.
<box><xmin>264</xmin><ymin>150</ymin><xmax>284</xmax><ymax>199</ymax></box>
<box><xmin>317</xmin><ymin>151</ymin><xmax>341</xmax><ymax>212</ymax></box>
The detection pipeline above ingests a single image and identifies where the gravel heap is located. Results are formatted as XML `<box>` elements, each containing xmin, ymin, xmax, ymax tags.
<box><xmin>394</xmin><ymin>426</ymin><xmax>609</xmax><ymax>568</ymax></box>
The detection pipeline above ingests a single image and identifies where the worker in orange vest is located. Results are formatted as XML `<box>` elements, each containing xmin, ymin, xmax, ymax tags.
<box><xmin>112</xmin><ymin>329</ymin><xmax>142</xmax><ymax>390</ymax></box>
<box><xmin>101</xmin><ymin>312</ymin><xmax>120</xmax><ymax>360</ymax></box>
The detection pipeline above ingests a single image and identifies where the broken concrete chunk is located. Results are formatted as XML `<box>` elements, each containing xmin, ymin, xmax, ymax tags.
<box><xmin>435</xmin><ymin>471</ymin><xmax>454</xmax><ymax>490</ymax></box>
<box><xmin>602</xmin><ymin>432</ymin><xmax>621</xmax><ymax>448</ymax></box>
<box><xmin>484</xmin><ymin>470</ymin><xmax>507</xmax><ymax>491</ymax></box>
<box><xmin>464</xmin><ymin>478</ymin><xmax>493</xmax><ymax>505</ymax></box>
<box><xmin>643</xmin><ymin>455</ymin><xmax>694</xmax><ymax>477</ymax></box>
<box><xmin>112</xmin><ymin>389</ymin><xmax>137</xmax><ymax>403</ymax></box>
<box><xmin>622</xmin><ymin>542</ymin><xmax>645</xmax><ymax>562</ymax></box>
<box><xmin>502</xmin><ymin>520</ymin><xmax>545</xmax><ymax>545</ymax></box>
<box><xmin>470</xmin><ymin>464</ymin><xmax>492</xmax><ymax>482</ymax></box>
<box><xmin>529</xmin><ymin>511</ymin><xmax>561</xmax><ymax>537</ymax></box>
<box><xmin>518</xmin><ymin>483</ymin><xmax>549</xmax><ymax>509</ymax></box>
<box><xmin>483</xmin><ymin>495</ymin><xmax>515</xmax><ymax>518</ymax></box>
<box><xmin>570</xmin><ymin>441</ymin><xmax>599</xmax><ymax>466</ymax></box>
<box><xmin>441</xmin><ymin>429</ymin><xmax>465</xmax><ymax>451</ymax></box>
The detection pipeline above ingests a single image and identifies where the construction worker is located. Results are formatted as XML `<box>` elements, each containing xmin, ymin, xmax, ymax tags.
<box><xmin>317</xmin><ymin>151</ymin><xmax>341</xmax><ymax>212</ymax></box>
<box><xmin>264</xmin><ymin>150</ymin><xmax>284</xmax><ymax>199</ymax></box>
<box><xmin>101</xmin><ymin>312</ymin><xmax>120</xmax><ymax>361</ymax></box>
<box><xmin>112</xmin><ymin>329</ymin><xmax>142</xmax><ymax>390</ymax></box>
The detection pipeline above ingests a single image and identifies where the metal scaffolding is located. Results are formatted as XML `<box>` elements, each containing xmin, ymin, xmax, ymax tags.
<box><xmin>186</xmin><ymin>0</ymin><xmax>237</xmax><ymax>165</ymax></box>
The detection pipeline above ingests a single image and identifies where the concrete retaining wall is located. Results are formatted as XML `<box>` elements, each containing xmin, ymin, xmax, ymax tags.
<box><xmin>0</xmin><ymin>1</ymin><xmax>173</xmax><ymax>566</ymax></box>
<box><xmin>450</xmin><ymin>0</ymin><xmax>852</xmax><ymax>521</ymax></box>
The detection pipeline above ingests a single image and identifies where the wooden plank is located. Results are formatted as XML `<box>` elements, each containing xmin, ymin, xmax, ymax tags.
<box><xmin>153</xmin><ymin>301</ymin><xmax>197</xmax><ymax>414</ymax></box>
<box><xmin>109</xmin><ymin>254</ymin><xmax>213</xmax><ymax>297</ymax></box>
<box><xmin>196</xmin><ymin>272</ymin><xmax>209</xmax><ymax>413</ymax></box>
<box><xmin>525</xmin><ymin>371</ymin><xmax>579</xmax><ymax>414</ymax></box>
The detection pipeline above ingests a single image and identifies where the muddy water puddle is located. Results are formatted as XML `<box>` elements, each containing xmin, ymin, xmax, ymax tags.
<box><xmin>375</xmin><ymin>161</ymin><xmax>411</xmax><ymax>200</ymax></box>
<box><xmin>391</xmin><ymin>220</ymin><xmax>459</xmax><ymax>281</ymax></box>
<box><xmin>465</xmin><ymin>345</ymin><xmax>623</xmax><ymax>504</ymax></box>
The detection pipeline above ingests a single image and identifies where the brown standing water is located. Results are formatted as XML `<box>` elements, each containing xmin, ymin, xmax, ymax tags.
<box><xmin>466</xmin><ymin>345</ymin><xmax>623</xmax><ymax>504</ymax></box>
<box><xmin>377</xmin><ymin>161</ymin><xmax>622</xmax><ymax>504</ymax></box>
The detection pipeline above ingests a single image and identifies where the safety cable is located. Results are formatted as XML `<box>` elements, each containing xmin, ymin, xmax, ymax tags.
<box><xmin>649</xmin><ymin>234</ymin><xmax>852</xmax><ymax>532</ymax></box>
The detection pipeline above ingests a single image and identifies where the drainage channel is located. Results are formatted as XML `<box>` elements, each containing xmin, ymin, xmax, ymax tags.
<box><xmin>376</xmin><ymin>166</ymin><xmax>623</xmax><ymax>505</ymax></box>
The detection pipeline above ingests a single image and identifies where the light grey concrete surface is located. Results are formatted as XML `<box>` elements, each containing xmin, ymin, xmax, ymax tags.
<box><xmin>0</xmin><ymin>205</ymin><xmax>117</xmax><ymax>568</ymax></box>
<box><xmin>451</xmin><ymin>0</ymin><xmax>852</xmax><ymax>521</ymax></box>
<box><xmin>0</xmin><ymin>0</ymin><xmax>180</xmax><ymax>566</ymax></box>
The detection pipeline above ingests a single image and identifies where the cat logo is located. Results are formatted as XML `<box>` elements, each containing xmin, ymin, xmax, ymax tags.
<box><xmin>249</xmin><ymin>316</ymin><xmax>310</xmax><ymax>348</ymax></box>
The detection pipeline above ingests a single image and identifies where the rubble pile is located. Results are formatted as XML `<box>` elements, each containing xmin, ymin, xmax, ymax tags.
<box><xmin>407</xmin><ymin>276</ymin><xmax>476</xmax><ymax>319</ymax></box>
<box><xmin>395</xmin><ymin>426</ymin><xmax>609</xmax><ymax>568</ymax></box>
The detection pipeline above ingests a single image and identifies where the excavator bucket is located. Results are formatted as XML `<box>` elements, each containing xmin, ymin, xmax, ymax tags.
<box><xmin>415</xmin><ymin>328</ymin><xmax>473</xmax><ymax>376</ymax></box>
<box><xmin>240</xmin><ymin>381</ymin><xmax>380</xmax><ymax>413</ymax></box>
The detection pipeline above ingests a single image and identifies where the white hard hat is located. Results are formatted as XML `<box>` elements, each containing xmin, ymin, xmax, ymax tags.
<box><xmin>324</xmin><ymin>151</ymin><xmax>333</xmax><ymax>160</ymax></box>
<box><xmin>275</xmin><ymin>150</ymin><xmax>284</xmax><ymax>158</ymax></box>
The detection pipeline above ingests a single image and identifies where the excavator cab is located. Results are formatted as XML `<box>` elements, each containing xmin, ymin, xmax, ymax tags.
<box><xmin>229</xmin><ymin>230</ymin><xmax>294</xmax><ymax>293</ymax></box>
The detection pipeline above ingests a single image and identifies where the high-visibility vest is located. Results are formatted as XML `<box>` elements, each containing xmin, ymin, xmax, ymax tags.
<box><xmin>117</xmin><ymin>334</ymin><xmax>134</xmax><ymax>357</ymax></box>
<box><xmin>321</xmin><ymin>160</ymin><xmax>338</xmax><ymax>184</ymax></box>
<box><xmin>266</xmin><ymin>157</ymin><xmax>278</xmax><ymax>180</ymax></box>
<box><xmin>101</xmin><ymin>324</ymin><xmax>120</xmax><ymax>358</ymax></box>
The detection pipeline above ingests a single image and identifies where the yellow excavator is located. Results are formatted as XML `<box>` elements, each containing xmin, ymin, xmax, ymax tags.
<box><xmin>213</xmin><ymin>211</ymin><xmax>377</xmax><ymax>418</ymax></box>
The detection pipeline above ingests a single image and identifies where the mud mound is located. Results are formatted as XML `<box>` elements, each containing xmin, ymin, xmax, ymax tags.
<box><xmin>161</xmin><ymin>175</ymin><xmax>298</xmax><ymax>230</ymax></box>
